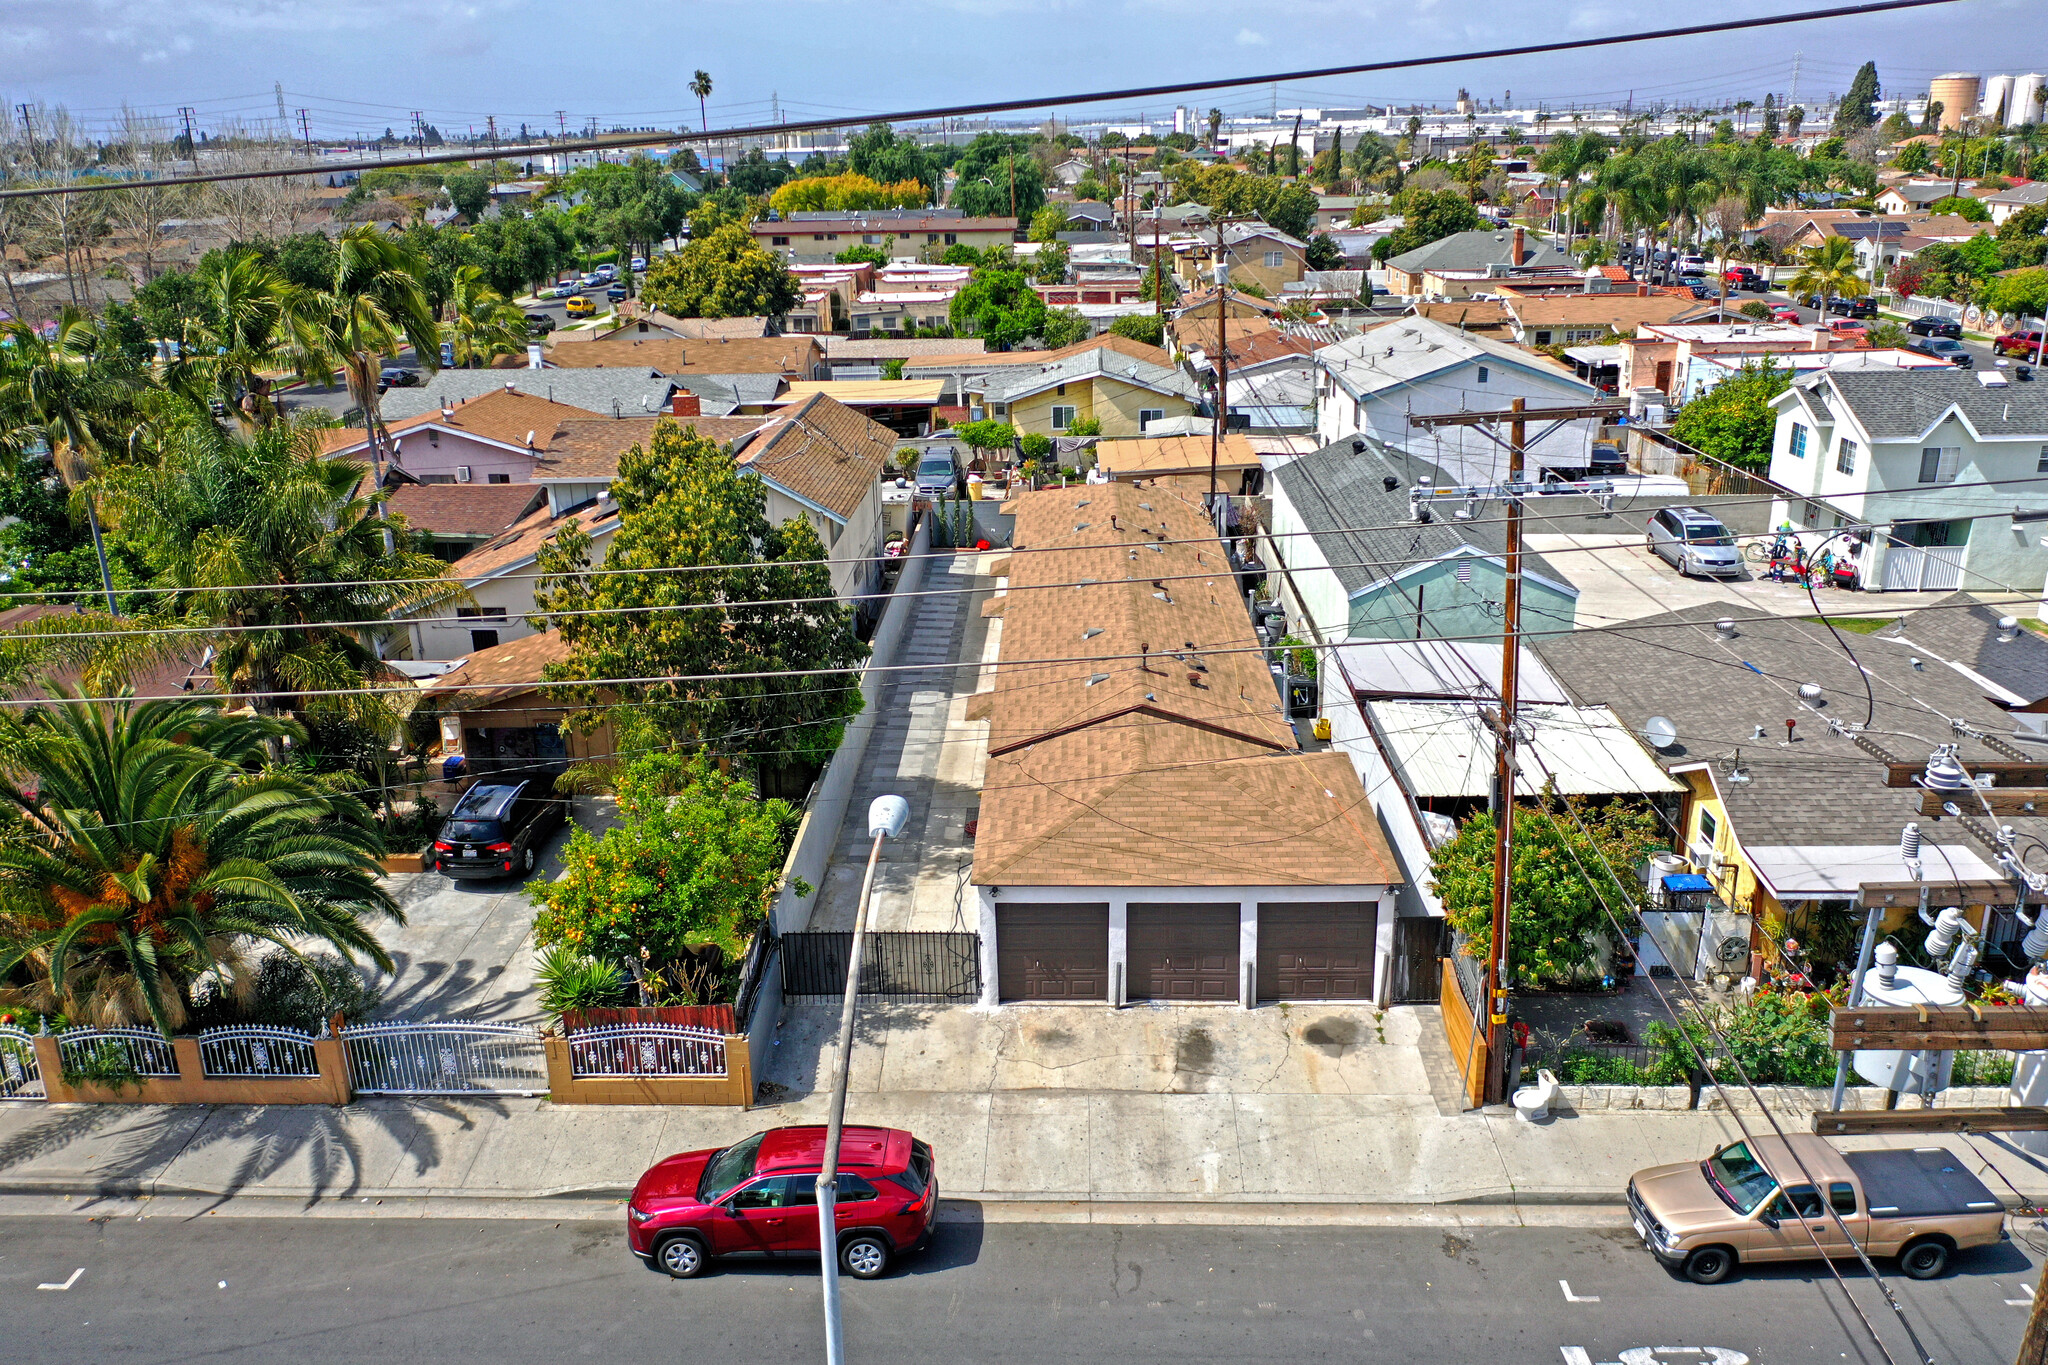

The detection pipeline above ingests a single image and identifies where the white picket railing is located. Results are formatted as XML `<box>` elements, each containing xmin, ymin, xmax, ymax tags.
<box><xmin>56</xmin><ymin>1026</ymin><xmax>180</xmax><ymax>1078</ymax></box>
<box><xmin>340</xmin><ymin>1021</ymin><xmax>548</xmax><ymax>1095</ymax></box>
<box><xmin>566</xmin><ymin>1024</ymin><xmax>728</xmax><ymax>1078</ymax></box>
<box><xmin>197</xmin><ymin>1026</ymin><xmax>322</xmax><ymax>1079</ymax></box>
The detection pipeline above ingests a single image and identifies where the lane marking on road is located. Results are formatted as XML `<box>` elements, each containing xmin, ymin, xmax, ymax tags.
<box><xmin>37</xmin><ymin>1269</ymin><xmax>83</xmax><ymax>1291</ymax></box>
<box><xmin>1559</xmin><ymin>1280</ymin><xmax>1601</xmax><ymax>1303</ymax></box>
<box><xmin>2007</xmin><ymin>1283</ymin><xmax>2035</xmax><ymax>1307</ymax></box>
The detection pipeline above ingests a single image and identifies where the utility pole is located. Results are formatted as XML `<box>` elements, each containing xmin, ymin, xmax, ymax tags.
<box><xmin>16</xmin><ymin>104</ymin><xmax>36</xmax><ymax>170</ymax></box>
<box><xmin>556</xmin><ymin>110</ymin><xmax>567</xmax><ymax>141</ymax></box>
<box><xmin>177</xmin><ymin>106</ymin><xmax>197</xmax><ymax>171</ymax></box>
<box><xmin>1209</xmin><ymin>215</ymin><xmax>1228</xmax><ymax>506</ymax></box>
<box><xmin>297</xmin><ymin>108</ymin><xmax>313</xmax><ymax>156</ymax></box>
<box><xmin>486</xmin><ymin>115</ymin><xmax>498</xmax><ymax>153</ymax></box>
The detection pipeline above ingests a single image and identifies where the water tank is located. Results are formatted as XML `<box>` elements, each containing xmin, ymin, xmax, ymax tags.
<box><xmin>1930</xmin><ymin>74</ymin><xmax>1982</xmax><ymax>131</ymax></box>
<box><xmin>2013</xmin><ymin>75</ymin><xmax>2047</xmax><ymax>132</ymax></box>
<box><xmin>1852</xmin><ymin>964</ymin><xmax>1962</xmax><ymax>1095</ymax></box>
<box><xmin>1982</xmin><ymin>75</ymin><xmax>2017</xmax><ymax>126</ymax></box>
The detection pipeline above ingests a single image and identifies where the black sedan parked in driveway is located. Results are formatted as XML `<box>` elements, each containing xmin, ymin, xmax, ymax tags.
<box><xmin>431</xmin><ymin>776</ymin><xmax>568</xmax><ymax>879</ymax></box>
<box><xmin>1908</xmin><ymin>315</ymin><xmax>1963</xmax><ymax>339</ymax></box>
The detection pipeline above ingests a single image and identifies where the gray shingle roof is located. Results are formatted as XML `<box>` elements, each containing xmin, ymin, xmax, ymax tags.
<box><xmin>1809</xmin><ymin>369</ymin><xmax>2048</xmax><ymax>442</ymax></box>
<box><xmin>1384</xmin><ymin>228</ymin><xmax>1575</xmax><ymax>275</ymax></box>
<box><xmin>380</xmin><ymin>369</ymin><xmax>680</xmax><ymax>422</ymax></box>
<box><xmin>1879</xmin><ymin>592</ymin><xmax>2048</xmax><ymax>703</ymax></box>
<box><xmin>1533</xmin><ymin>600</ymin><xmax>2048</xmax><ymax>851</ymax></box>
<box><xmin>1271</xmin><ymin>436</ymin><xmax>1575</xmax><ymax>597</ymax></box>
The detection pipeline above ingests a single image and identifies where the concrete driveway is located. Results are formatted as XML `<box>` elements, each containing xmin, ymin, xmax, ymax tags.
<box><xmin>364</xmin><ymin>797</ymin><xmax>618</xmax><ymax>1024</ymax></box>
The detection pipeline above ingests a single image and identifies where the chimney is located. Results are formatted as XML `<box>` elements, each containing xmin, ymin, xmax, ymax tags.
<box><xmin>1512</xmin><ymin>226</ymin><xmax>1525</xmax><ymax>266</ymax></box>
<box><xmin>670</xmin><ymin>391</ymin><xmax>702</xmax><ymax>418</ymax></box>
<box><xmin>1636</xmin><ymin>283</ymin><xmax>1650</xmax><ymax>297</ymax></box>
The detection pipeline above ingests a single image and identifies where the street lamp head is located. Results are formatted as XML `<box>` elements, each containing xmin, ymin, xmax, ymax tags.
<box><xmin>868</xmin><ymin>794</ymin><xmax>910</xmax><ymax>840</ymax></box>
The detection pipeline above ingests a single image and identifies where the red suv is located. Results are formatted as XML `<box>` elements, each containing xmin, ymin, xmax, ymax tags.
<box><xmin>1996</xmin><ymin>329</ymin><xmax>2046</xmax><ymax>358</ymax></box>
<box><xmin>627</xmin><ymin>1125</ymin><xmax>937</xmax><ymax>1279</ymax></box>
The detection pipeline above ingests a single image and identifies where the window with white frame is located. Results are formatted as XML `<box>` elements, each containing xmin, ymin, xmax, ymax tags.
<box><xmin>1050</xmin><ymin>405</ymin><xmax>1078</xmax><ymax>430</ymax></box>
<box><xmin>1836</xmin><ymin>438</ymin><xmax>1857</xmax><ymax>474</ymax></box>
<box><xmin>1918</xmin><ymin>445</ymin><xmax>1961</xmax><ymax>483</ymax></box>
<box><xmin>1138</xmin><ymin>408</ymin><xmax>1164</xmax><ymax>430</ymax></box>
<box><xmin>1789</xmin><ymin>423</ymin><xmax>1808</xmax><ymax>458</ymax></box>
<box><xmin>1476</xmin><ymin>366</ymin><xmax>1490</xmax><ymax>384</ymax></box>
<box><xmin>1263</xmin><ymin>251</ymin><xmax>1284</xmax><ymax>269</ymax></box>
<box><xmin>2038</xmin><ymin>444</ymin><xmax>2048</xmax><ymax>474</ymax></box>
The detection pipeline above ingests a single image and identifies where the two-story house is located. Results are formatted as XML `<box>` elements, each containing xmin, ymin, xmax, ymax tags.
<box><xmin>1172</xmin><ymin>223</ymin><xmax>1310</xmax><ymax>298</ymax></box>
<box><xmin>754</xmin><ymin>211</ymin><xmax>1017</xmax><ymax>264</ymax></box>
<box><xmin>1767</xmin><ymin>368</ymin><xmax>2048</xmax><ymax>594</ymax></box>
<box><xmin>970</xmin><ymin>346</ymin><xmax>1199</xmax><ymax>438</ymax></box>
<box><xmin>319</xmin><ymin>388</ymin><xmax>604</xmax><ymax>485</ymax></box>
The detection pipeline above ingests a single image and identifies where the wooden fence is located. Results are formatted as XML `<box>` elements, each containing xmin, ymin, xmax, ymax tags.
<box><xmin>1439</xmin><ymin>957</ymin><xmax>1489</xmax><ymax>1110</ymax></box>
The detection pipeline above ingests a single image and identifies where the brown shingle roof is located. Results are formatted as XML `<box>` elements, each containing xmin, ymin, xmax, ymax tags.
<box><xmin>1414</xmin><ymin>299</ymin><xmax>1515</xmax><ymax>331</ymax></box>
<box><xmin>902</xmin><ymin>333</ymin><xmax>1173</xmax><ymax>376</ymax></box>
<box><xmin>1505</xmin><ymin>292</ymin><xmax>1715</xmax><ymax>330</ymax></box>
<box><xmin>1090</xmin><ymin>433</ymin><xmax>1261</xmax><ymax>477</ymax></box>
<box><xmin>418</xmin><ymin>629</ymin><xmax>570</xmax><ymax>706</ymax></box>
<box><xmin>318</xmin><ymin>388</ymin><xmax>604</xmax><ymax>458</ymax></box>
<box><xmin>453</xmin><ymin>502</ymin><xmax>621</xmax><ymax>582</ymax></box>
<box><xmin>970</xmin><ymin>482</ymin><xmax>1399</xmax><ymax>889</ymax></box>
<box><xmin>544</xmin><ymin>335</ymin><xmax>823</xmax><ymax>377</ymax></box>
<box><xmin>540</xmin><ymin>415</ymin><xmax>774</xmax><ymax>481</ymax></box>
<box><xmin>385</xmin><ymin>483</ymin><xmax>544</xmax><ymax>537</ymax></box>
<box><xmin>733</xmin><ymin>394</ymin><xmax>894</xmax><ymax>522</ymax></box>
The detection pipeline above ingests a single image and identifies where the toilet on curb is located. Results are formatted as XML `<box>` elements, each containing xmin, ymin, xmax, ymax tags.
<box><xmin>1513</xmin><ymin>1068</ymin><xmax>1559</xmax><ymax>1122</ymax></box>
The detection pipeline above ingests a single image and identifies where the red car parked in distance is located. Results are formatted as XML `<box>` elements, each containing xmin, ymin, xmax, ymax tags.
<box><xmin>1996</xmin><ymin>329</ymin><xmax>2046</xmax><ymax>358</ymax></box>
<box><xmin>627</xmin><ymin>1125</ymin><xmax>937</xmax><ymax>1280</ymax></box>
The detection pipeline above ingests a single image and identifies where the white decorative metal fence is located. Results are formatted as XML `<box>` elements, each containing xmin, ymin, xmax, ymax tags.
<box><xmin>340</xmin><ymin>1021</ymin><xmax>548</xmax><ymax>1095</ymax></box>
<box><xmin>57</xmin><ymin>1027</ymin><xmax>180</xmax><ymax>1077</ymax></box>
<box><xmin>567</xmin><ymin>1024</ymin><xmax>728</xmax><ymax>1078</ymax></box>
<box><xmin>1899</xmin><ymin>296</ymin><xmax>1964</xmax><ymax>322</ymax></box>
<box><xmin>197</xmin><ymin>1026</ymin><xmax>322</xmax><ymax>1079</ymax></box>
<box><xmin>0</xmin><ymin>1025</ymin><xmax>43</xmax><ymax>1099</ymax></box>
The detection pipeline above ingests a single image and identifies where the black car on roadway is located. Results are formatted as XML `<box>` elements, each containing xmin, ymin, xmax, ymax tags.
<box><xmin>1908</xmin><ymin>315</ymin><xmax>1963</xmax><ymax>339</ymax></box>
<box><xmin>431</xmin><ymin>777</ymin><xmax>568</xmax><ymax>880</ymax></box>
<box><xmin>1905</xmin><ymin>336</ymin><xmax>1974</xmax><ymax>368</ymax></box>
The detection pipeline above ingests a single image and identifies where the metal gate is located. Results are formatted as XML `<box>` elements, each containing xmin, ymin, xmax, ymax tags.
<box><xmin>782</xmin><ymin>932</ymin><xmax>980</xmax><ymax>1001</ymax></box>
<box><xmin>340</xmin><ymin>1021</ymin><xmax>548</xmax><ymax>1095</ymax></box>
<box><xmin>0</xmin><ymin>1026</ymin><xmax>44</xmax><ymax>1099</ymax></box>
<box><xmin>1389</xmin><ymin>916</ymin><xmax>1448</xmax><ymax>1004</ymax></box>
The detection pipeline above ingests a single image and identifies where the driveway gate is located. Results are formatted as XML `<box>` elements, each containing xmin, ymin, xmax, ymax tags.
<box><xmin>782</xmin><ymin>932</ymin><xmax>981</xmax><ymax>1001</ymax></box>
<box><xmin>340</xmin><ymin>1021</ymin><xmax>548</xmax><ymax>1095</ymax></box>
<box><xmin>0</xmin><ymin>1025</ymin><xmax>43</xmax><ymax>1099</ymax></box>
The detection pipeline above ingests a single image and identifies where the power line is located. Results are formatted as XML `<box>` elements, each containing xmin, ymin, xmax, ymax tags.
<box><xmin>0</xmin><ymin>0</ymin><xmax>1963</xmax><ymax>200</ymax></box>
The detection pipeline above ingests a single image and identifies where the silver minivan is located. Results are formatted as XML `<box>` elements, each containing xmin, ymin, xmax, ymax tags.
<box><xmin>1647</xmin><ymin>505</ymin><xmax>1742</xmax><ymax>577</ymax></box>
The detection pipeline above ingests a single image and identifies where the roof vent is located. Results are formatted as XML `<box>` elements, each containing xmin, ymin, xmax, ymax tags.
<box><xmin>1082</xmin><ymin>627</ymin><xmax>1103</xmax><ymax>639</ymax></box>
<box><xmin>1980</xmin><ymin>370</ymin><xmax>2009</xmax><ymax>388</ymax></box>
<box><xmin>1715</xmin><ymin>617</ymin><xmax>1736</xmax><ymax>640</ymax></box>
<box><xmin>2000</xmin><ymin>615</ymin><xmax>2021</xmax><ymax>641</ymax></box>
<box><xmin>1799</xmin><ymin>683</ymin><xmax>1823</xmax><ymax>702</ymax></box>
<box><xmin>1086</xmin><ymin>673</ymin><xmax>1110</xmax><ymax>686</ymax></box>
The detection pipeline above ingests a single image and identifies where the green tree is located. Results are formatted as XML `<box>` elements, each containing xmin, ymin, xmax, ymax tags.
<box><xmin>1109</xmin><ymin>313</ymin><xmax>1164</xmax><ymax>347</ymax></box>
<box><xmin>0</xmin><ymin>695</ymin><xmax>398</xmax><ymax>1031</ymax></box>
<box><xmin>531</xmin><ymin>419</ymin><xmax>867</xmax><ymax>775</ymax></box>
<box><xmin>1304</xmin><ymin>232</ymin><xmax>1344</xmax><ymax>272</ymax></box>
<box><xmin>442</xmin><ymin>169</ymin><xmax>492</xmax><ymax>220</ymax></box>
<box><xmin>835</xmin><ymin>243</ymin><xmax>889</xmax><ymax>267</ymax></box>
<box><xmin>1535</xmin><ymin>129</ymin><xmax>1611</xmax><ymax>247</ymax></box>
<box><xmin>1785</xmin><ymin>236</ymin><xmax>1869</xmax><ymax>315</ymax></box>
<box><xmin>529</xmin><ymin>752</ymin><xmax>796</xmax><ymax>1004</ymax></box>
<box><xmin>1431</xmin><ymin>794</ymin><xmax>1663</xmax><ymax>989</ymax></box>
<box><xmin>949</xmin><ymin>268</ymin><xmax>1048</xmax><ymax>349</ymax></box>
<box><xmin>847</xmin><ymin>123</ymin><xmax>939</xmax><ymax>198</ymax></box>
<box><xmin>1761</xmin><ymin>95</ymin><xmax>1780</xmax><ymax>141</ymax></box>
<box><xmin>1372</xmin><ymin>189</ymin><xmax>1482</xmax><ymax>261</ymax></box>
<box><xmin>1832</xmin><ymin>62</ymin><xmax>1881</xmax><ymax>135</ymax></box>
<box><xmin>949</xmin><ymin>134</ymin><xmax>1047</xmax><ymax>219</ymax></box>
<box><xmin>444</xmin><ymin>263</ymin><xmax>530</xmax><ymax>367</ymax></box>
<box><xmin>690</xmin><ymin>71</ymin><xmax>714</xmax><ymax>132</ymax></box>
<box><xmin>640</xmin><ymin>222</ymin><xmax>800</xmax><ymax>319</ymax></box>
<box><xmin>1029</xmin><ymin>204</ymin><xmax>1069</xmax><ymax>242</ymax></box>
<box><xmin>1926</xmin><ymin>194</ymin><xmax>1990</xmax><ymax>222</ymax></box>
<box><xmin>1670</xmin><ymin>360</ymin><xmax>1792</xmax><ymax>469</ymax></box>
<box><xmin>956</xmin><ymin>419</ymin><xmax>1018</xmax><ymax>459</ymax></box>
<box><xmin>1893</xmin><ymin>140</ymin><xmax>1932</xmax><ymax>173</ymax></box>
<box><xmin>166</xmin><ymin>249</ymin><xmax>295</xmax><ymax>425</ymax></box>
<box><xmin>1028</xmin><ymin>240</ymin><xmax>1070</xmax><ymax>284</ymax></box>
<box><xmin>1979</xmin><ymin>268</ymin><xmax>2048</xmax><ymax>320</ymax></box>
<box><xmin>1038</xmin><ymin>307</ymin><xmax>1089</xmax><ymax>348</ymax></box>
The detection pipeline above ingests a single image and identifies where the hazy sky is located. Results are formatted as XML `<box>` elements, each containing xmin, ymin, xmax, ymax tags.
<box><xmin>6</xmin><ymin>0</ymin><xmax>2039</xmax><ymax>142</ymax></box>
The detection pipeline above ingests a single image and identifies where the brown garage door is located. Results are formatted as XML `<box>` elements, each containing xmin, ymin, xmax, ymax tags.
<box><xmin>1257</xmin><ymin>902</ymin><xmax>1375</xmax><ymax>1002</ymax></box>
<box><xmin>1128</xmin><ymin>903</ymin><xmax>1240</xmax><ymax>1002</ymax></box>
<box><xmin>997</xmin><ymin>903</ymin><xmax>1109</xmax><ymax>1002</ymax></box>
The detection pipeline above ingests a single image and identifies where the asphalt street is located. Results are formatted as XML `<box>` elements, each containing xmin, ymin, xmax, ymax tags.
<box><xmin>2</xmin><ymin>1216</ymin><xmax>2037</xmax><ymax>1364</ymax></box>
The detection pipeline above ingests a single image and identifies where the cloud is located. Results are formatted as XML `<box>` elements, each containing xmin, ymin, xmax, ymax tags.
<box><xmin>1235</xmin><ymin>26</ymin><xmax>1267</xmax><ymax>44</ymax></box>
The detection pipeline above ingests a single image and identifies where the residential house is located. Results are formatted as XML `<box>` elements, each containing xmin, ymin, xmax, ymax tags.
<box><xmin>551</xmin><ymin>306</ymin><xmax>772</xmax><ymax>345</ymax></box>
<box><xmin>1313</xmin><ymin>316</ymin><xmax>1604</xmax><ymax>484</ymax></box>
<box><xmin>970</xmin><ymin>346</ymin><xmax>1200</xmax><ymax>438</ymax></box>
<box><xmin>1623</xmin><ymin>322</ymin><xmax>1939</xmax><ymax>403</ymax></box>
<box><xmin>902</xmin><ymin>333</ymin><xmax>1175</xmax><ymax>405</ymax></box>
<box><xmin>1497</xmin><ymin>285</ymin><xmax>1716</xmax><ymax>349</ymax></box>
<box><xmin>821</xmin><ymin>336</ymin><xmax>988</xmax><ymax>380</ymax></box>
<box><xmin>1170</xmin><ymin>286</ymin><xmax>1283</xmax><ymax>335</ymax></box>
<box><xmin>1087</xmin><ymin>431</ymin><xmax>1262</xmax><ymax>491</ymax></box>
<box><xmin>1380</xmin><ymin>227</ymin><xmax>1576</xmax><ymax>298</ymax></box>
<box><xmin>319</xmin><ymin>388</ymin><xmax>605</xmax><ymax>485</ymax></box>
<box><xmin>1313</xmin><ymin>195</ymin><xmax>1370</xmax><ymax>231</ymax></box>
<box><xmin>1536</xmin><ymin>603</ymin><xmax>2038</xmax><ymax>974</ymax></box>
<box><xmin>406</xmin><ymin>498</ymin><xmax>624</xmax><ymax>660</ymax></box>
<box><xmin>754</xmin><ymin>211</ymin><xmax>1017</xmax><ymax>264</ymax></box>
<box><xmin>1060</xmin><ymin>201</ymin><xmax>1116</xmax><ymax>232</ymax></box>
<box><xmin>1767</xmin><ymin>367</ymin><xmax>2048</xmax><ymax>594</ymax></box>
<box><xmin>385</xmin><ymin>482</ymin><xmax>546</xmax><ymax>562</ymax></box>
<box><xmin>1265</xmin><ymin>435</ymin><xmax>1580</xmax><ymax>644</ymax></box>
<box><xmin>532</xmin><ymin>412</ymin><xmax>772</xmax><ymax>518</ymax></box>
<box><xmin>1984</xmin><ymin>182</ymin><xmax>2048</xmax><ymax>226</ymax></box>
<box><xmin>544</xmin><ymin>335</ymin><xmax>828</xmax><ymax>381</ymax></box>
<box><xmin>378</xmin><ymin>369</ymin><xmax>693</xmax><ymax>425</ymax></box>
<box><xmin>417</xmin><ymin>631</ymin><xmax>617</xmax><ymax>779</ymax></box>
<box><xmin>1171</xmin><ymin>223</ymin><xmax>1310</xmax><ymax>298</ymax></box>
<box><xmin>770</xmin><ymin>380</ymin><xmax>945</xmax><ymax>437</ymax></box>
<box><xmin>966</xmin><ymin>481</ymin><xmax>1404</xmax><ymax>1006</ymax></box>
<box><xmin>1875</xmin><ymin>180</ymin><xmax>1977</xmax><ymax>214</ymax></box>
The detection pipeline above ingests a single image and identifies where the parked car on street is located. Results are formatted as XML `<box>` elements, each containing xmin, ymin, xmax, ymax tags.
<box><xmin>1827</xmin><ymin>318</ymin><xmax>1869</xmax><ymax>338</ymax></box>
<box><xmin>1908</xmin><ymin>315</ymin><xmax>1963</xmax><ymax>339</ymax></box>
<box><xmin>595</xmin><ymin>263</ymin><xmax>617</xmax><ymax>280</ymax></box>
<box><xmin>606</xmin><ymin>284</ymin><xmax>627</xmax><ymax>301</ymax></box>
<box><xmin>1906</xmin><ymin>336</ymin><xmax>1973</xmax><ymax>367</ymax></box>
<box><xmin>1723</xmin><ymin>268</ymin><xmax>1764</xmax><ymax>292</ymax></box>
<box><xmin>1678</xmin><ymin>254</ymin><xmax>1709</xmax><ymax>277</ymax></box>
<box><xmin>1769</xmin><ymin>305</ymin><xmax>1802</xmax><ymax>324</ymax></box>
<box><xmin>1685</xmin><ymin>281</ymin><xmax>1716</xmax><ymax>300</ymax></box>
<box><xmin>1996</xmin><ymin>329</ymin><xmax>2047</xmax><ymax>358</ymax></box>
<box><xmin>1647</xmin><ymin>505</ymin><xmax>1743</xmax><ymax>578</ymax></box>
<box><xmin>377</xmin><ymin>366</ymin><xmax>420</xmax><ymax>390</ymax></box>
<box><xmin>430</xmin><ymin>776</ymin><xmax>568</xmax><ymax>879</ymax></box>
<box><xmin>1628</xmin><ymin>1135</ymin><xmax>2004</xmax><ymax>1285</ymax></box>
<box><xmin>565</xmin><ymin>295</ymin><xmax>596</xmax><ymax>317</ymax></box>
<box><xmin>525</xmin><ymin>312</ymin><xmax>556</xmax><ymax>335</ymax></box>
<box><xmin>629</xmin><ymin>1126</ymin><xmax>938</xmax><ymax>1280</ymax></box>
<box><xmin>630</xmin><ymin>256</ymin><xmax>648</xmax><ymax>271</ymax></box>
<box><xmin>1805</xmin><ymin>294</ymin><xmax>1877</xmax><ymax>319</ymax></box>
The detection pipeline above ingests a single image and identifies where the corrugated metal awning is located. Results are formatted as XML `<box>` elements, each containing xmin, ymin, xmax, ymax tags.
<box><xmin>1366</xmin><ymin>700</ymin><xmax>1683</xmax><ymax>799</ymax></box>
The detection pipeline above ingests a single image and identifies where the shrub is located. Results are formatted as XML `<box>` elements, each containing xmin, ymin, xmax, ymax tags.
<box><xmin>189</xmin><ymin>953</ymin><xmax>385</xmax><ymax>1032</ymax></box>
<box><xmin>535</xmin><ymin>944</ymin><xmax>629</xmax><ymax>1025</ymax></box>
<box><xmin>1951</xmin><ymin>1049</ymin><xmax>2016</xmax><ymax>1087</ymax></box>
<box><xmin>61</xmin><ymin>1039</ymin><xmax>143</xmax><ymax>1092</ymax></box>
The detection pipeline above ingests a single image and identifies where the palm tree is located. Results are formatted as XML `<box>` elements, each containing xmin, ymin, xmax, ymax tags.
<box><xmin>0</xmin><ymin>694</ymin><xmax>400</xmax><ymax>1032</ymax></box>
<box><xmin>0</xmin><ymin>309</ymin><xmax>135</xmax><ymax>612</ymax></box>
<box><xmin>173</xmin><ymin>249</ymin><xmax>293</xmax><ymax>425</ymax></box>
<box><xmin>690</xmin><ymin>71</ymin><xmax>714</xmax><ymax>134</ymax></box>
<box><xmin>1786</xmin><ymin>236</ymin><xmax>1869</xmax><ymax>316</ymax></box>
<box><xmin>445</xmin><ymin>264</ymin><xmax>531</xmax><ymax>368</ymax></box>
<box><xmin>283</xmin><ymin>224</ymin><xmax>440</xmax><ymax>492</ymax></box>
<box><xmin>1535</xmin><ymin>129</ymin><xmax>1610</xmax><ymax>249</ymax></box>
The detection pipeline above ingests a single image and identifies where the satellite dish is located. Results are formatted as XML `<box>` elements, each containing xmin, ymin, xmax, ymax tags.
<box><xmin>1642</xmin><ymin>716</ymin><xmax>1679</xmax><ymax>750</ymax></box>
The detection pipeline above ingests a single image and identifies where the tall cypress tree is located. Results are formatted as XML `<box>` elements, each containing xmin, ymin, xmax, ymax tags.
<box><xmin>1761</xmin><ymin>94</ymin><xmax>1780</xmax><ymax>140</ymax></box>
<box><xmin>1833</xmin><ymin>62</ymin><xmax>1880</xmax><ymax>134</ymax></box>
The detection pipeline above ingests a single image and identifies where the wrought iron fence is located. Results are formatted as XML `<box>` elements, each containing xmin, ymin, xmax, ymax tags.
<box><xmin>197</xmin><ymin>1026</ymin><xmax>322</xmax><ymax>1079</ymax></box>
<box><xmin>340</xmin><ymin>1021</ymin><xmax>547</xmax><ymax>1095</ymax></box>
<box><xmin>566</xmin><ymin>1024</ymin><xmax>728</xmax><ymax>1078</ymax></box>
<box><xmin>57</xmin><ymin>1027</ymin><xmax>180</xmax><ymax>1078</ymax></box>
<box><xmin>781</xmin><ymin>931</ymin><xmax>980</xmax><ymax>1002</ymax></box>
<box><xmin>0</xmin><ymin>1025</ymin><xmax>43</xmax><ymax>1099</ymax></box>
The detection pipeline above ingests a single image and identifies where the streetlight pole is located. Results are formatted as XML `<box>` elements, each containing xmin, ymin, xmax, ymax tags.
<box><xmin>816</xmin><ymin>793</ymin><xmax>909</xmax><ymax>1365</ymax></box>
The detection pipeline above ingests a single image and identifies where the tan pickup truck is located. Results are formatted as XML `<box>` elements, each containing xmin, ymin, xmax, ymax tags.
<box><xmin>1628</xmin><ymin>1133</ymin><xmax>2006</xmax><ymax>1284</ymax></box>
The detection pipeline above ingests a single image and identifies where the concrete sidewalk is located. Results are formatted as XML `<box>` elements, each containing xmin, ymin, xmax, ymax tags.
<box><xmin>7</xmin><ymin>1084</ymin><xmax>2047</xmax><ymax>1222</ymax></box>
